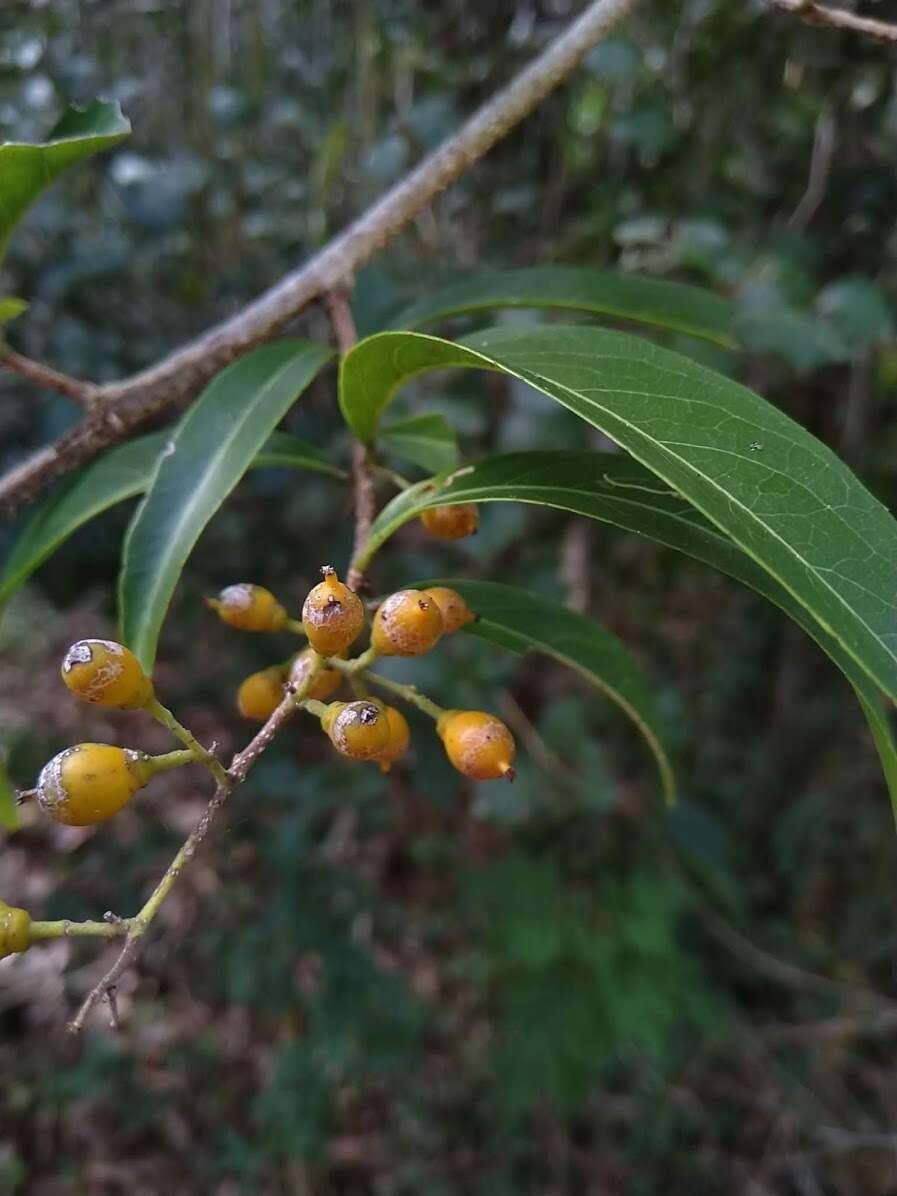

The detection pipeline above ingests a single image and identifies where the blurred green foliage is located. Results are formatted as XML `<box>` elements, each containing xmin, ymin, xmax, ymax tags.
<box><xmin>2</xmin><ymin>1</ymin><xmax>897</xmax><ymax>1193</ymax></box>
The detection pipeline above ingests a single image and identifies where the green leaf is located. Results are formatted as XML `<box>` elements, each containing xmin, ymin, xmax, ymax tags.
<box><xmin>0</xmin><ymin>758</ymin><xmax>19</xmax><ymax>832</ymax></box>
<box><xmin>0</xmin><ymin>430</ymin><xmax>343</xmax><ymax>614</ymax></box>
<box><xmin>0</xmin><ymin>433</ymin><xmax>167</xmax><ymax>611</ymax></box>
<box><xmin>341</xmin><ymin>327</ymin><xmax>897</xmax><ymax>710</ymax></box>
<box><xmin>253</xmin><ymin>431</ymin><xmax>347</xmax><ymax>479</ymax></box>
<box><xmin>0</xmin><ymin>297</ymin><xmax>28</xmax><ymax>325</ymax></box>
<box><xmin>391</xmin><ymin>267</ymin><xmax>735</xmax><ymax>347</ymax></box>
<box><xmin>119</xmin><ymin>340</ymin><xmax>332</xmax><ymax>671</ymax></box>
<box><xmin>380</xmin><ymin>413</ymin><xmax>459</xmax><ymax>473</ymax></box>
<box><xmin>372</xmin><ymin>450</ymin><xmax>897</xmax><ymax>816</ymax></box>
<box><xmin>420</xmin><ymin>578</ymin><xmax>675</xmax><ymax>802</ymax></box>
<box><xmin>0</xmin><ymin>100</ymin><xmax>130</xmax><ymax>264</ymax></box>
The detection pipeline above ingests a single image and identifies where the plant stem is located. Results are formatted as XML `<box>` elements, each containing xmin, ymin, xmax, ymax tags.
<box><xmin>146</xmin><ymin>749</ymin><xmax>197</xmax><ymax>775</ymax></box>
<box><xmin>331</xmin><ymin>662</ymin><xmax>446</xmax><ymax>721</ymax></box>
<box><xmin>343</xmin><ymin>645</ymin><xmax>379</xmax><ymax>674</ymax></box>
<box><xmin>30</xmin><ymin>919</ymin><xmax>131</xmax><ymax>942</ymax></box>
<box><xmin>285</xmin><ymin>618</ymin><xmax>306</xmax><ymax>637</ymax></box>
<box><xmin>145</xmin><ymin>696</ymin><xmax>229</xmax><ymax>786</ymax></box>
<box><xmin>301</xmin><ymin>698</ymin><xmax>330</xmax><ymax>720</ymax></box>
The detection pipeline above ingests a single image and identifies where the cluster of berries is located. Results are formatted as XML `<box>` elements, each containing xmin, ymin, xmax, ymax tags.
<box><xmin>210</xmin><ymin>561</ymin><xmax>516</xmax><ymax>782</ymax></box>
<box><xmin>3</xmin><ymin>503</ymin><xmax>514</xmax><ymax>961</ymax></box>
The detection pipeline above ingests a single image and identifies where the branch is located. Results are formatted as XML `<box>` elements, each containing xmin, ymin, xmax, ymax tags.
<box><xmin>0</xmin><ymin>0</ymin><xmax>640</xmax><ymax>517</ymax></box>
<box><xmin>767</xmin><ymin>0</ymin><xmax>897</xmax><ymax>42</ymax></box>
<box><xmin>323</xmin><ymin>290</ymin><xmax>375</xmax><ymax>593</ymax></box>
<box><xmin>1</xmin><ymin>349</ymin><xmax>99</xmax><ymax>406</ymax></box>
<box><xmin>68</xmin><ymin>654</ymin><xmax>327</xmax><ymax>1033</ymax></box>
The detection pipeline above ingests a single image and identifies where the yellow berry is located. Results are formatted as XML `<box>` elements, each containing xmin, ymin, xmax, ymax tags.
<box><xmin>288</xmin><ymin>649</ymin><xmax>342</xmax><ymax>701</ymax></box>
<box><xmin>0</xmin><ymin>900</ymin><xmax>31</xmax><ymax>959</ymax></box>
<box><xmin>61</xmin><ymin>639</ymin><xmax>153</xmax><ymax>709</ymax></box>
<box><xmin>322</xmin><ymin>700</ymin><xmax>390</xmax><ymax>761</ymax></box>
<box><xmin>374</xmin><ymin>707</ymin><xmax>411</xmax><ymax>773</ymax></box>
<box><xmin>36</xmin><ymin>743</ymin><xmax>152</xmax><ymax>826</ymax></box>
<box><xmin>422</xmin><ymin>587</ymin><xmax>476</xmax><ymax>636</ymax></box>
<box><xmin>371</xmin><ymin>589</ymin><xmax>443</xmax><ymax>657</ymax></box>
<box><xmin>437</xmin><ymin>710</ymin><xmax>516</xmax><ymax>781</ymax></box>
<box><xmin>206</xmin><ymin>583</ymin><xmax>288</xmax><ymax>632</ymax></box>
<box><xmin>420</xmin><ymin>503</ymin><xmax>479</xmax><ymax>541</ymax></box>
<box><xmin>301</xmin><ymin>566</ymin><xmax>364</xmax><ymax>656</ymax></box>
<box><xmin>237</xmin><ymin>666</ymin><xmax>287</xmax><ymax>721</ymax></box>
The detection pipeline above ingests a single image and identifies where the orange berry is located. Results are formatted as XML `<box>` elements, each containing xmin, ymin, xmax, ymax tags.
<box><xmin>288</xmin><ymin>649</ymin><xmax>342</xmax><ymax>701</ymax></box>
<box><xmin>61</xmin><ymin>639</ymin><xmax>153</xmax><ymax>709</ymax></box>
<box><xmin>206</xmin><ymin>584</ymin><xmax>288</xmax><ymax>632</ymax></box>
<box><xmin>374</xmin><ymin>707</ymin><xmax>411</xmax><ymax>773</ymax></box>
<box><xmin>0</xmin><ymin>901</ymin><xmax>31</xmax><ymax>959</ymax></box>
<box><xmin>420</xmin><ymin>503</ymin><xmax>479</xmax><ymax>541</ymax></box>
<box><xmin>421</xmin><ymin>587</ymin><xmax>476</xmax><ymax>636</ymax></box>
<box><xmin>322</xmin><ymin>700</ymin><xmax>390</xmax><ymax>761</ymax></box>
<box><xmin>237</xmin><ymin>666</ymin><xmax>287</xmax><ymax>721</ymax></box>
<box><xmin>371</xmin><ymin>589</ymin><xmax>443</xmax><ymax>657</ymax></box>
<box><xmin>36</xmin><ymin>743</ymin><xmax>153</xmax><ymax>826</ymax></box>
<box><xmin>301</xmin><ymin>566</ymin><xmax>364</xmax><ymax>656</ymax></box>
<box><xmin>437</xmin><ymin>710</ymin><xmax>516</xmax><ymax>781</ymax></box>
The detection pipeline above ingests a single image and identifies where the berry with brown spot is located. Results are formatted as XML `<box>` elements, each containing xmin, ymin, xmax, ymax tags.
<box><xmin>322</xmin><ymin>700</ymin><xmax>390</xmax><ymax>761</ymax></box>
<box><xmin>371</xmin><ymin>589</ymin><xmax>443</xmax><ymax>657</ymax></box>
<box><xmin>36</xmin><ymin>743</ymin><xmax>155</xmax><ymax>826</ymax></box>
<box><xmin>61</xmin><ymin>639</ymin><xmax>153</xmax><ymax>709</ymax></box>
<box><xmin>301</xmin><ymin>567</ymin><xmax>364</xmax><ymax>656</ymax></box>
<box><xmin>437</xmin><ymin>710</ymin><xmax>516</xmax><ymax>781</ymax></box>
<box><xmin>420</xmin><ymin>502</ymin><xmax>479</xmax><ymax>541</ymax></box>
<box><xmin>421</xmin><ymin>587</ymin><xmax>476</xmax><ymax>636</ymax></box>
<box><xmin>206</xmin><ymin>583</ymin><xmax>288</xmax><ymax>632</ymax></box>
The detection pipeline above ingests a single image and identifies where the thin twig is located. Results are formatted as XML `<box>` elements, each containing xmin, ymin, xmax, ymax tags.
<box><xmin>323</xmin><ymin>289</ymin><xmax>375</xmax><ymax>593</ymax></box>
<box><xmin>1</xmin><ymin>350</ymin><xmax>99</xmax><ymax>406</ymax></box>
<box><xmin>767</xmin><ymin>0</ymin><xmax>897</xmax><ymax>43</ymax></box>
<box><xmin>787</xmin><ymin>107</ymin><xmax>837</xmax><ymax>232</ymax></box>
<box><xmin>0</xmin><ymin>0</ymin><xmax>640</xmax><ymax>516</ymax></box>
<box><xmin>67</xmin><ymin>655</ymin><xmax>326</xmax><ymax>1033</ymax></box>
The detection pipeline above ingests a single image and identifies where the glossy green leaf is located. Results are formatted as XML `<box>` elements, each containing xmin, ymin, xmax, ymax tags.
<box><xmin>380</xmin><ymin>413</ymin><xmax>459</xmax><ymax>473</ymax></box>
<box><xmin>373</xmin><ymin>450</ymin><xmax>897</xmax><ymax>816</ymax></box>
<box><xmin>0</xmin><ymin>100</ymin><xmax>131</xmax><ymax>263</ymax></box>
<box><xmin>420</xmin><ymin>578</ymin><xmax>675</xmax><ymax>802</ymax></box>
<box><xmin>341</xmin><ymin>326</ymin><xmax>897</xmax><ymax>709</ymax></box>
<box><xmin>0</xmin><ymin>431</ymin><xmax>342</xmax><ymax>613</ymax></box>
<box><xmin>392</xmin><ymin>267</ymin><xmax>735</xmax><ymax>347</ymax></box>
<box><xmin>119</xmin><ymin>340</ymin><xmax>333</xmax><ymax>671</ymax></box>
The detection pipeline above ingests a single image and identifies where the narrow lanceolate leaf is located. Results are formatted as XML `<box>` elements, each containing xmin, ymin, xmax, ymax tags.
<box><xmin>391</xmin><ymin>267</ymin><xmax>735</xmax><ymax>347</ymax></box>
<box><xmin>341</xmin><ymin>327</ymin><xmax>897</xmax><ymax>708</ymax></box>
<box><xmin>0</xmin><ymin>100</ymin><xmax>130</xmax><ymax>264</ymax></box>
<box><xmin>420</xmin><ymin>578</ymin><xmax>676</xmax><ymax>803</ymax></box>
<box><xmin>0</xmin><ymin>433</ymin><xmax>166</xmax><ymax>611</ymax></box>
<box><xmin>380</xmin><ymin>413</ymin><xmax>459</xmax><ymax>474</ymax></box>
<box><xmin>119</xmin><ymin>340</ymin><xmax>332</xmax><ymax>671</ymax></box>
<box><xmin>0</xmin><ymin>429</ymin><xmax>342</xmax><ymax>614</ymax></box>
<box><xmin>373</xmin><ymin>451</ymin><xmax>897</xmax><ymax>817</ymax></box>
